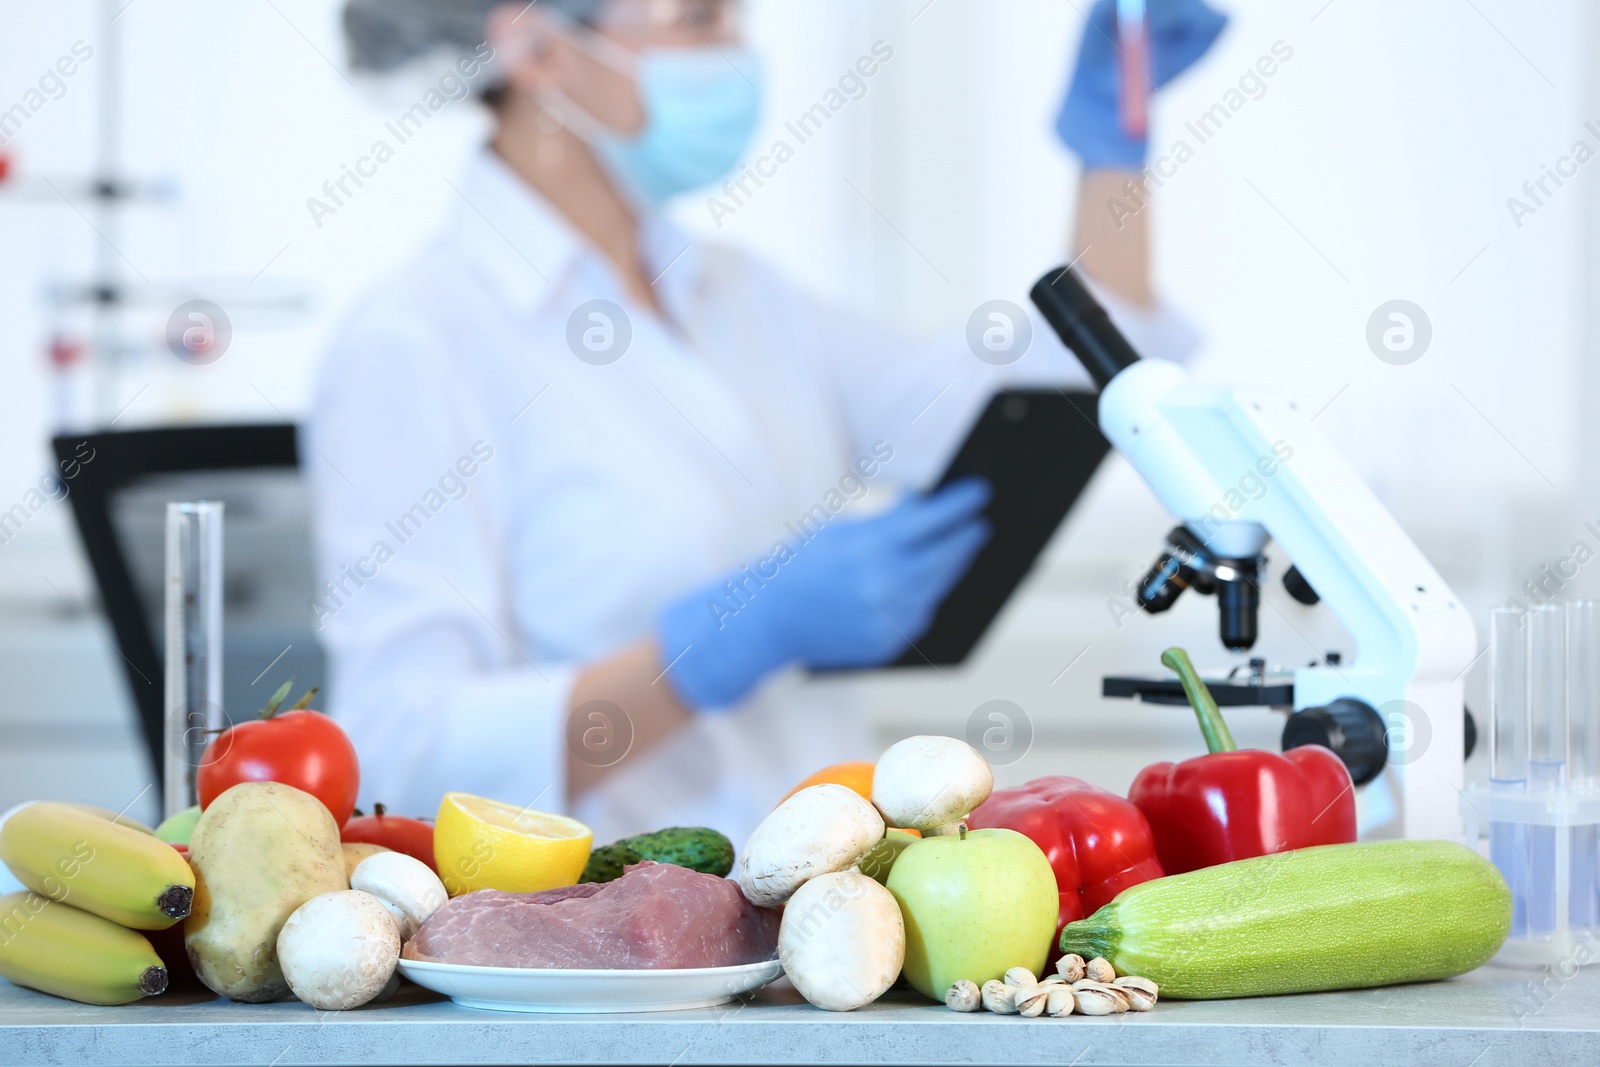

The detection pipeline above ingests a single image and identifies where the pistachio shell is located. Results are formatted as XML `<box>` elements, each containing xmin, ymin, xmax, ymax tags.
<box><xmin>1086</xmin><ymin>956</ymin><xmax>1117</xmax><ymax>984</ymax></box>
<box><xmin>1072</xmin><ymin>979</ymin><xmax>1130</xmax><ymax>1011</ymax></box>
<box><xmin>1046</xmin><ymin>985</ymin><xmax>1076</xmax><ymax>1017</ymax></box>
<box><xmin>1003</xmin><ymin>966</ymin><xmax>1036</xmax><ymax>987</ymax></box>
<box><xmin>1073</xmin><ymin>986</ymin><xmax>1121</xmax><ymax>1016</ymax></box>
<box><xmin>945</xmin><ymin>979</ymin><xmax>981</xmax><ymax>1012</ymax></box>
<box><xmin>982</xmin><ymin>978</ymin><xmax>1018</xmax><ymax>1014</ymax></box>
<box><xmin>1114</xmin><ymin>975</ymin><xmax>1159</xmax><ymax>1011</ymax></box>
<box><xmin>1014</xmin><ymin>983</ymin><xmax>1049</xmax><ymax>1018</ymax></box>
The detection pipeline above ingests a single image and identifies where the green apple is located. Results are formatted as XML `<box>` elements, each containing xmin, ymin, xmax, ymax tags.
<box><xmin>859</xmin><ymin>828</ymin><xmax>919</xmax><ymax>886</ymax></box>
<box><xmin>886</xmin><ymin>827</ymin><xmax>1057</xmax><ymax>1001</ymax></box>
<box><xmin>154</xmin><ymin>804</ymin><xmax>202</xmax><ymax>845</ymax></box>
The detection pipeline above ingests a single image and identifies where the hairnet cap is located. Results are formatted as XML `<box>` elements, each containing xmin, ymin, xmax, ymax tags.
<box><xmin>343</xmin><ymin>0</ymin><xmax>606</xmax><ymax>73</ymax></box>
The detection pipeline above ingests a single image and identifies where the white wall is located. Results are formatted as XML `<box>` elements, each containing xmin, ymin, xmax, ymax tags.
<box><xmin>2</xmin><ymin>0</ymin><xmax>1597</xmax><ymax>822</ymax></box>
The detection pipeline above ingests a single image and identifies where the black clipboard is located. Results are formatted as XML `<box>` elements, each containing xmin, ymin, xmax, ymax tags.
<box><xmin>890</xmin><ymin>388</ymin><xmax>1110</xmax><ymax>667</ymax></box>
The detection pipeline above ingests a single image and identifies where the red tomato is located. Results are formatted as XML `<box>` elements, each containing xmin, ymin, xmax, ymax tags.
<box><xmin>342</xmin><ymin>804</ymin><xmax>437</xmax><ymax>872</ymax></box>
<box><xmin>196</xmin><ymin>686</ymin><xmax>360</xmax><ymax>825</ymax></box>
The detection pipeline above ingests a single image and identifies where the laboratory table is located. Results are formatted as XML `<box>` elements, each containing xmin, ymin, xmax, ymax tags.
<box><xmin>1</xmin><ymin>965</ymin><xmax>1596</xmax><ymax>1067</ymax></box>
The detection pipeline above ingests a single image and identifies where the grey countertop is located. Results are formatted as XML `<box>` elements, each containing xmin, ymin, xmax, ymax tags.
<box><xmin>2</xmin><ymin>965</ymin><xmax>1596</xmax><ymax>1067</ymax></box>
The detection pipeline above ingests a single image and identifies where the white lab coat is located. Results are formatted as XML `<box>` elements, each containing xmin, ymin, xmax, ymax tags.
<box><xmin>307</xmin><ymin>148</ymin><xmax>1195</xmax><ymax>846</ymax></box>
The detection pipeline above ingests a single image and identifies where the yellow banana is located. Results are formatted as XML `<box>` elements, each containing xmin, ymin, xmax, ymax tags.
<box><xmin>0</xmin><ymin>802</ymin><xmax>194</xmax><ymax>930</ymax></box>
<box><xmin>63</xmin><ymin>803</ymin><xmax>156</xmax><ymax>835</ymax></box>
<box><xmin>0</xmin><ymin>891</ymin><xmax>167</xmax><ymax>1005</ymax></box>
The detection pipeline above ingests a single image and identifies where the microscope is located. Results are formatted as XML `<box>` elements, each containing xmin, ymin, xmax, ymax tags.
<box><xmin>1031</xmin><ymin>267</ymin><xmax>1477</xmax><ymax>840</ymax></box>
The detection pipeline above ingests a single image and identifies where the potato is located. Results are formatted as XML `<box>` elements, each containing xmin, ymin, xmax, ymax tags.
<box><xmin>184</xmin><ymin>782</ymin><xmax>347</xmax><ymax>1002</ymax></box>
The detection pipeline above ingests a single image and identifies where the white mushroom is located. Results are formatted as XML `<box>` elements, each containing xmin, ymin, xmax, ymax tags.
<box><xmin>349</xmin><ymin>851</ymin><xmax>448</xmax><ymax>941</ymax></box>
<box><xmin>276</xmin><ymin>891</ymin><xmax>400</xmax><ymax>1010</ymax></box>
<box><xmin>370</xmin><ymin>969</ymin><xmax>403</xmax><ymax>1004</ymax></box>
<box><xmin>341</xmin><ymin>842</ymin><xmax>390</xmax><ymax>880</ymax></box>
<box><xmin>777</xmin><ymin>870</ymin><xmax>904</xmax><ymax>1012</ymax></box>
<box><xmin>871</xmin><ymin>736</ymin><xmax>994</xmax><ymax>832</ymax></box>
<box><xmin>736</xmin><ymin>785</ymin><xmax>884</xmax><ymax>907</ymax></box>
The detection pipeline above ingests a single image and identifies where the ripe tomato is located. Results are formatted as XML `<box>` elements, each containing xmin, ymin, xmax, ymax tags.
<box><xmin>342</xmin><ymin>804</ymin><xmax>437</xmax><ymax>872</ymax></box>
<box><xmin>196</xmin><ymin>683</ymin><xmax>360</xmax><ymax>825</ymax></box>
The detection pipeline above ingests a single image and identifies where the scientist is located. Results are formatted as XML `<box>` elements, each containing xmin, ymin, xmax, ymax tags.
<box><xmin>313</xmin><ymin>0</ymin><xmax>1226</xmax><ymax>843</ymax></box>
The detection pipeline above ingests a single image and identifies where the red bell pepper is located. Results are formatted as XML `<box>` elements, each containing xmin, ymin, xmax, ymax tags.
<box><xmin>967</xmin><ymin>776</ymin><xmax>1165</xmax><ymax>941</ymax></box>
<box><xmin>1129</xmin><ymin>647</ymin><xmax>1357</xmax><ymax>875</ymax></box>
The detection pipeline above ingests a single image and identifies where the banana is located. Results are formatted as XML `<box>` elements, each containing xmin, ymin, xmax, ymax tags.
<box><xmin>4</xmin><ymin>801</ymin><xmax>154</xmax><ymax>836</ymax></box>
<box><xmin>0</xmin><ymin>802</ymin><xmax>194</xmax><ymax>930</ymax></box>
<box><xmin>0</xmin><ymin>891</ymin><xmax>167</xmax><ymax>1004</ymax></box>
<box><xmin>64</xmin><ymin>804</ymin><xmax>156</xmax><ymax>835</ymax></box>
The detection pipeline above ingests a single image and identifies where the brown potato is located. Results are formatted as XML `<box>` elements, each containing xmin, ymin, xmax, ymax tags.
<box><xmin>184</xmin><ymin>782</ymin><xmax>346</xmax><ymax>1002</ymax></box>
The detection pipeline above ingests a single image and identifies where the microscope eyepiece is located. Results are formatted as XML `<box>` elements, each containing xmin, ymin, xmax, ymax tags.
<box><xmin>1029</xmin><ymin>266</ymin><xmax>1141</xmax><ymax>391</ymax></box>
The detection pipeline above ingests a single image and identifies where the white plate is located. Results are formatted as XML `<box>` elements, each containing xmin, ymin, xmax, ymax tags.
<box><xmin>396</xmin><ymin>957</ymin><xmax>784</xmax><ymax>1014</ymax></box>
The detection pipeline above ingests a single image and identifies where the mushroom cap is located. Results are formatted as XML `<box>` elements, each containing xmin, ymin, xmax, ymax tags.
<box><xmin>871</xmin><ymin>736</ymin><xmax>993</xmax><ymax>831</ymax></box>
<box><xmin>277</xmin><ymin>890</ymin><xmax>400</xmax><ymax>1011</ymax></box>
<box><xmin>342</xmin><ymin>842</ymin><xmax>391</xmax><ymax>880</ymax></box>
<box><xmin>350</xmin><ymin>851</ymin><xmax>448</xmax><ymax>940</ymax></box>
<box><xmin>736</xmin><ymin>784</ymin><xmax>885</xmax><ymax>908</ymax></box>
<box><xmin>777</xmin><ymin>870</ymin><xmax>904</xmax><ymax>1011</ymax></box>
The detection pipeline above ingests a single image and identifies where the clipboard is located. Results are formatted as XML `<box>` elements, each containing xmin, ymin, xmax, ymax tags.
<box><xmin>890</xmin><ymin>388</ymin><xmax>1110</xmax><ymax>667</ymax></box>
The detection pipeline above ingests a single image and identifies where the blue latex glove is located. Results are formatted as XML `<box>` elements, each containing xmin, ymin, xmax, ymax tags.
<box><xmin>1056</xmin><ymin>0</ymin><xmax>1228</xmax><ymax>169</ymax></box>
<box><xmin>658</xmin><ymin>479</ymin><xmax>991</xmax><ymax>711</ymax></box>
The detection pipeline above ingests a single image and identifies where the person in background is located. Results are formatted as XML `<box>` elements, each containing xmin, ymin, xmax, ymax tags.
<box><xmin>313</xmin><ymin>0</ymin><xmax>1226</xmax><ymax>844</ymax></box>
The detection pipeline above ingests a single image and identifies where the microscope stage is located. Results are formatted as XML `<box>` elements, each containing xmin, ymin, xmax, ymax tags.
<box><xmin>1102</xmin><ymin>671</ymin><xmax>1295</xmax><ymax>708</ymax></box>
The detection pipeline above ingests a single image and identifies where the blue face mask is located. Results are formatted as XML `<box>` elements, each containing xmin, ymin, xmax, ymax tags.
<box><xmin>594</xmin><ymin>48</ymin><xmax>763</xmax><ymax>206</ymax></box>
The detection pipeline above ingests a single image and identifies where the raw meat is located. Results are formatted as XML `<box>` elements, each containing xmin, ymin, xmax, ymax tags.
<box><xmin>403</xmin><ymin>861</ymin><xmax>781</xmax><ymax>969</ymax></box>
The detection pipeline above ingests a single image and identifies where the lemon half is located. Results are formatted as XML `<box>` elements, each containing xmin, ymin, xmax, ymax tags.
<box><xmin>434</xmin><ymin>791</ymin><xmax>593</xmax><ymax>896</ymax></box>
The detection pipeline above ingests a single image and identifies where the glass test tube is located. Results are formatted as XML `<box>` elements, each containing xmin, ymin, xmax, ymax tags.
<box><xmin>1528</xmin><ymin>604</ymin><xmax>1567</xmax><ymax>934</ymax></box>
<box><xmin>1568</xmin><ymin>600</ymin><xmax>1599</xmax><ymax>930</ymax></box>
<box><xmin>163</xmin><ymin>501</ymin><xmax>224</xmax><ymax>819</ymax></box>
<box><xmin>1488</xmin><ymin>606</ymin><xmax>1529</xmax><ymax>938</ymax></box>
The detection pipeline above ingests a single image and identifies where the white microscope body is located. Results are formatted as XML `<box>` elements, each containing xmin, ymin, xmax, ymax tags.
<box><xmin>1032</xmin><ymin>268</ymin><xmax>1476</xmax><ymax>840</ymax></box>
<box><xmin>1100</xmin><ymin>360</ymin><xmax>1476</xmax><ymax>839</ymax></box>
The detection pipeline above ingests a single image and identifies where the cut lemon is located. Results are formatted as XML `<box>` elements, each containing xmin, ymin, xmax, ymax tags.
<box><xmin>433</xmin><ymin>791</ymin><xmax>593</xmax><ymax>896</ymax></box>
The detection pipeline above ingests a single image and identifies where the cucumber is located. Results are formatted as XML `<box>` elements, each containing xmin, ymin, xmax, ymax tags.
<box><xmin>579</xmin><ymin>827</ymin><xmax>735</xmax><ymax>883</ymax></box>
<box><xmin>579</xmin><ymin>842</ymin><xmax>642</xmax><ymax>884</ymax></box>
<box><xmin>1058</xmin><ymin>840</ymin><xmax>1510</xmax><ymax>999</ymax></box>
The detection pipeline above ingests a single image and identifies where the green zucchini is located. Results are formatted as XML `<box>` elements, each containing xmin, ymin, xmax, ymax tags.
<box><xmin>1058</xmin><ymin>840</ymin><xmax>1510</xmax><ymax>999</ymax></box>
<box><xmin>579</xmin><ymin>827</ymin><xmax>735</xmax><ymax>883</ymax></box>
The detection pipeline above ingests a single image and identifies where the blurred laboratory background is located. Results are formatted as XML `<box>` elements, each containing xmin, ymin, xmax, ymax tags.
<box><xmin>1</xmin><ymin>0</ymin><xmax>1595</xmax><ymax>827</ymax></box>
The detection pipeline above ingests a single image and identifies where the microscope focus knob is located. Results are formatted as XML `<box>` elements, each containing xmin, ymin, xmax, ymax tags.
<box><xmin>1282</xmin><ymin>699</ymin><xmax>1387</xmax><ymax>787</ymax></box>
<box><xmin>1283</xmin><ymin>565</ymin><xmax>1320</xmax><ymax>606</ymax></box>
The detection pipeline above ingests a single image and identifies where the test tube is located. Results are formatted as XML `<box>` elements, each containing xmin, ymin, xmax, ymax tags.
<box><xmin>1527</xmin><ymin>604</ymin><xmax>1567</xmax><ymax>934</ymax></box>
<box><xmin>1568</xmin><ymin>600</ymin><xmax>1599</xmax><ymax>930</ymax></box>
<box><xmin>162</xmin><ymin>501</ymin><xmax>224</xmax><ymax>818</ymax></box>
<box><xmin>1488</xmin><ymin>606</ymin><xmax>1529</xmax><ymax>938</ymax></box>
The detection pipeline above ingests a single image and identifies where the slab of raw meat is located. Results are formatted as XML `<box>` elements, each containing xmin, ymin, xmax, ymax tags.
<box><xmin>403</xmin><ymin>861</ymin><xmax>781</xmax><ymax>969</ymax></box>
